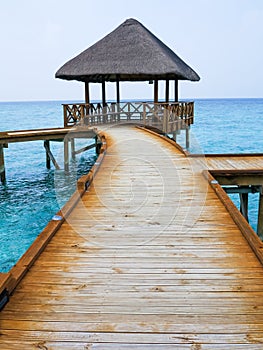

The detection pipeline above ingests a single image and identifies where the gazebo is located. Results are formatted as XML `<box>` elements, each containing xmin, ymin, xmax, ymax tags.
<box><xmin>55</xmin><ymin>18</ymin><xmax>200</xmax><ymax>105</ymax></box>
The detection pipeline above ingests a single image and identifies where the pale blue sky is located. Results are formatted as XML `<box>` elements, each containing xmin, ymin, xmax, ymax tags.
<box><xmin>1</xmin><ymin>0</ymin><xmax>263</xmax><ymax>101</ymax></box>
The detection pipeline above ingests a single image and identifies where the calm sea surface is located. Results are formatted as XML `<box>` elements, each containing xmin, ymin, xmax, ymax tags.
<box><xmin>0</xmin><ymin>98</ymin><xmax>262</xmax><ymax>272</ymax></box>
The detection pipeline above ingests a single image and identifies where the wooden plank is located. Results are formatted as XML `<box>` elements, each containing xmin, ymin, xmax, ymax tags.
<box><xmin>1</xmin><ymin>125</ymin><xmax>263</xmax><ymax>348</ymax></box>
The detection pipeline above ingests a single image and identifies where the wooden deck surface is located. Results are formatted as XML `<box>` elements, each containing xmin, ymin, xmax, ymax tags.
<box><xmin>205</xmin><ymin>154</ymin><xmax>263</xmax><ymax>171</ymax></box>
<box><xmin>0</xmin><ymin>127</ymin><xmax>95</xmax><ymax>143</ymax></box>
<box><xmin>1</xmin><ymin>125</ymin><xmax>263</xmax><ymax>349</ymax></box>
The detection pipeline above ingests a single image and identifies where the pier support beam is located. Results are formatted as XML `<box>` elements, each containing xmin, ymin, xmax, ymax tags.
<box><xmin>44</xmin><ymin>141</ymin><xmax>61</xmax><ymax>170</ymax></box>
<box><xmin>0</xmin><ymin>145</ymin><xmax>6</xmax><ymax>184</ymax></box>
<box><xmin>239</xmin><ymin>191</ymin><xmax>249</xmax><ymax>221</ymax></box>
<box><xmin>71</xmin><ymin>138</ymin><xmax>76</xmax><ymax>161</ymax></box>
<box><xmin>64</xmin><ymin>140</ymin><xmax>69</xmax><ymax>173</ymax></box>
<box><xmin>185</xmin><ymin>126</ymin><xmax>190</xmax><ymax>149</ymax></box>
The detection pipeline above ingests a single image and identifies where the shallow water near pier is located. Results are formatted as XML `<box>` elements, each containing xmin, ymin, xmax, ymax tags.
<box><xmin>0</xmin><ymin>98</ymin><xmax>263</xmax><ymax>272</ymax></box>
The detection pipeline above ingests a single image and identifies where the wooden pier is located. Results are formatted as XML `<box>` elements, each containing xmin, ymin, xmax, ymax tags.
<box><xmin>0</xmin><ymin>127</ymin><xmax>97</xmax><ymax>182</ymax></box>
<box><xmin>1</xmin><ymin>125</ymin><xmax>263</xmax><ymax>348</ymax></box>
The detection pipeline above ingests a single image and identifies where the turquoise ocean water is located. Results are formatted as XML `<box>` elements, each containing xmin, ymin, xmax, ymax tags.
<box><xmin>0</xmin><ymin>98</ymin><xmax>262</xmax><ymax>272</ymax></box>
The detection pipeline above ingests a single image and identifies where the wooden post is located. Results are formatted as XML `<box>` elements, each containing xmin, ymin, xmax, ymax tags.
<box><xmin>64</xmin><ymin>139</ymin><xmax>69</xmax><ymax>173</ymax></box>
<box><xmin>71</xmin><ymin>138</ymin><xmax>76</xmax><ymax>161</ymax></box>
<box><xmin>154</xmin><ymin>79</ymin><xmax>158</xmax><ymax>103</ymax></box>
<box><xmin>85</xmin><ymin>82</ymin><xmax>90</xmax><ymax>104</ymax></box>
<box><xmin>44</xmin><ymin>140</ymin><xmax>51</xmax><ymax>169</ymax></box>
<box><xmin>239</xmin><ymin>191</ymin><xmax>249</xmax><ymax>221</ymax></box>
<box><xmin>165</xmin><ymin>79</ymin><xmax>169</xmax><ymax>103</ymax></box>
<box><xmin>44</xmin><ymin>141</ymin><xmax>61</xmax><ymax>170</ymax></box>
<box><xmin>116</xmin><ymin>77</ymin><xmax>120</xmax><ymax>104</ymax></box>
<box><xmin>143</xmin><ymin>104</ymin><xmax>146</xmax><ymax>126</ymax></box>
<box><xmin>102</xmin><ymin>80</ymin><xmax>106</xmax><ymax>107</ymax></box>
<box><xmin>63</xmin><ymin>105</ymin><xmax>68</xmax><ymax>127</ymax></box>
<box><xmin>257</xmin><ymin>192</ymin><xmax>263</xmax><ymax>239</ymax></box>
<box><xmin>95</xmin><ymin>136</ymin><xmax>102</xmax><ymax>155</ymax></box>
<box><xmin>0</xmin><ymin>145</ymin><xmax>6</xmax><ymax>184</ymax></box>
<box><xmin>163</xmin><ymin>108</ymin><xmax>168</xmax><ymax>133</ymax></box>
<box><xmin>186</xmin><ymin>126</ymin><xmax>190</xmax><ymax>149</ymax></box>
<box><xmin>174</xmin><ymin>79</ymin><xmax>178</xmax><ymax>102</ymax></box>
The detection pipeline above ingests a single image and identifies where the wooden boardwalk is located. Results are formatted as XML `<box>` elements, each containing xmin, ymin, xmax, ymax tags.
<box><xmin>1</xmin><ymin>125</ymin><xmax>263</xmax><ymax>348</ymax></box>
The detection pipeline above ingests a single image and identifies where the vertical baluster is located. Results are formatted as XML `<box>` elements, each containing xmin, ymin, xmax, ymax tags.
<box><xmin>63</xmin><ymin>105</ymin><xmax>68</xmax><ymax>127</ymax></box>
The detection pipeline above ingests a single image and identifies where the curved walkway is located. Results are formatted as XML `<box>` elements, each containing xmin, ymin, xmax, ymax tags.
<box><xmin>1</xmin><ymin>125</ymin><xmax>263</xmax><ymax>349</ymax></box>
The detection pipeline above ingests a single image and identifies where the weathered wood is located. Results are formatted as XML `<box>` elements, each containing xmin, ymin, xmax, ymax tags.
<box><xmin>185</xmin><ymin>126</ymin><xmax>190</xmax><ymax>149</ymax></box>
<box><xmin>85</xmin><ymin>82</ymin><xmax>90</xmax><ymax>104</ymax></box>
<box><xmin>73</xmin><ymin>143</ymin><xmax>96</xmax><ymax>156</ymax></box>
<box><xmin>154</xmin><ymin>79</ymin><xmax>158</xmax><ymax>103</ymax></box>
<box><xmin>0</xmin><ymin>144</ymin><xmax>6</xmax><ymax>183</ymax></box>
<box><xmin>165</xmin><ymin>79</ymin><xmax>169</xmax><ymax>103</ymax></box>
<box><xmin>116</xmin><ymin>77</ymin><xmax>120</xmax><ymax>104</ymax></box>
<box><xmin>102</xmin><ymin>80</ymin><xmax>106</xmax><ymax>106</ymax></box>
<box><xmin>0</xmin><ymin>127</ymin><xmax>96</xmax><ymax>143</ymax></box>
<box><xmin>43</xmin><ymin>140</ymin><xmax>61</xmax><ymax>170</ymax></box>
<box><xmin>64</xmin><ymin>139</ymin><xmax>69</xmax><ymax>172</ymax></box>
<box><xmin>174</xmin><ymin>79</ymin><xmax>178</xmax><ymax>102</ymax></box>
<box><xmin>1</xmin><ymin>126</ymin><xmax>263</xmax><ymax>349</ymax></box>
<box><xmin>204</xmin><ymin>170</ymin><xmax>263</xmax><ymax>265</ymax></box>
<box><xmin>44</xmin><ymin>140</ymin><xmax>51</xmax><ymax>169</ymax></box>
<box><xmin>70</xmin><ymin>137</ymin><xmax>76</xmax><ymax>160</ymax></box>
<box><xmin>239</xmin><ymin>191</ymin><xmax>249</xmax><ymax>221</ymax></box>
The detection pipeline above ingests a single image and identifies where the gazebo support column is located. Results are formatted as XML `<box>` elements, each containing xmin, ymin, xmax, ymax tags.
<box><xmin>102</xmin><ymin>80</ymin><xmax>106</xmax><ymax>107</ymax></box>
<box><xmin>116</xmin><ymin>77</ymin><xmax>120</xmax><ymax>104</ymax></box>
<box><xmin>154</xmin><ymin>79</ymin><xmax>158</xmax><ymax>104</ymax></box>
<box><xmin>85</xmin><ymin>82</ymin><xmax>90</xmax><ymax>104</ymax></box>
<box><xmin>165</xmin><ymin>79</ymin><xmax>169</xmax><ymax>103</ymax></box>
<box><xmin>174</xmin><ymin>79</ymin><xmax>178</xmax><ymax>102</ymax></box>
<box><xmin>116</xmin><ymin>77</ymin><xmax>120</xmax><ymax>121</ymax></box>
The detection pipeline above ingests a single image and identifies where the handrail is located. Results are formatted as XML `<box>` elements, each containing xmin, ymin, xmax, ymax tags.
<box><xmin>62</xmin><ymin>101</ymin><xmax>194</xmax><ymax>134</ymax></box>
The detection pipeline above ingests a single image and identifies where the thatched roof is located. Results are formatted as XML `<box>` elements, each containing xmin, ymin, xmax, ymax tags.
<box><xmin>55</xmin><ymin>18</ymin><xmax>200</xmax><ymax>83</ymax></box>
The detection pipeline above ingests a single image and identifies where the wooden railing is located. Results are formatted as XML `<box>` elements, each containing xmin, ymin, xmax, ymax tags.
<box><xmin>63</xmin><ymin>101</ymin><xmax>194</xmax><ymax>134</ymax></box>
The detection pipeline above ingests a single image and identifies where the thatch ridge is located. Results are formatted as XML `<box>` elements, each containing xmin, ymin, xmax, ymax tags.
<box><xmin>55</xmin><ymin>18</ymin><xmax>200</xmax><ymax>83</ymax></box>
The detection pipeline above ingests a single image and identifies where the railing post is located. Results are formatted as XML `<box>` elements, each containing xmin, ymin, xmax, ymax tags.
<box><xmin>111</xmin><ymin>103</ymin><xmax>116</xmax><ymax>122</ymax></box>
<box><xmin>80</xmin><ymin>104</ymin><xmax>85</xmax><ymax>125</ymax></box>
<box><xmin>117</xmin><ymin>102</ymin><xmax>121</xmax><ymax>122</ymax></box>
<box><xmin>128</xmin><ymin>102</ymin><xmax>131</xmax><ymax>120</ymax></box>
<box><xmin>63</xmin><ymin>105</ymin><xmax>68</xmax><ymax>127</ymax></box>
<box><xmin>162</xmin><ymin>106</ymin><xmax>168</xmax><ymax>133</ymax></box>
<box><xmin>191</xmin><ymin>101</ymin><xmax>194</xmax><ymax>124</ymax></box>
<box><xmin>143</xmin><ymin>104</ymin><xmax>146</xmax><ymax>126</ymax></box>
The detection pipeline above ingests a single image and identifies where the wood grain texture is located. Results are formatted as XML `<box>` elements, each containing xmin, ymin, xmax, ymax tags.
<box><xmin>1</xmin><ymin>125</ymin><xmax>263</xmax><ymax>349</ymax></box>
